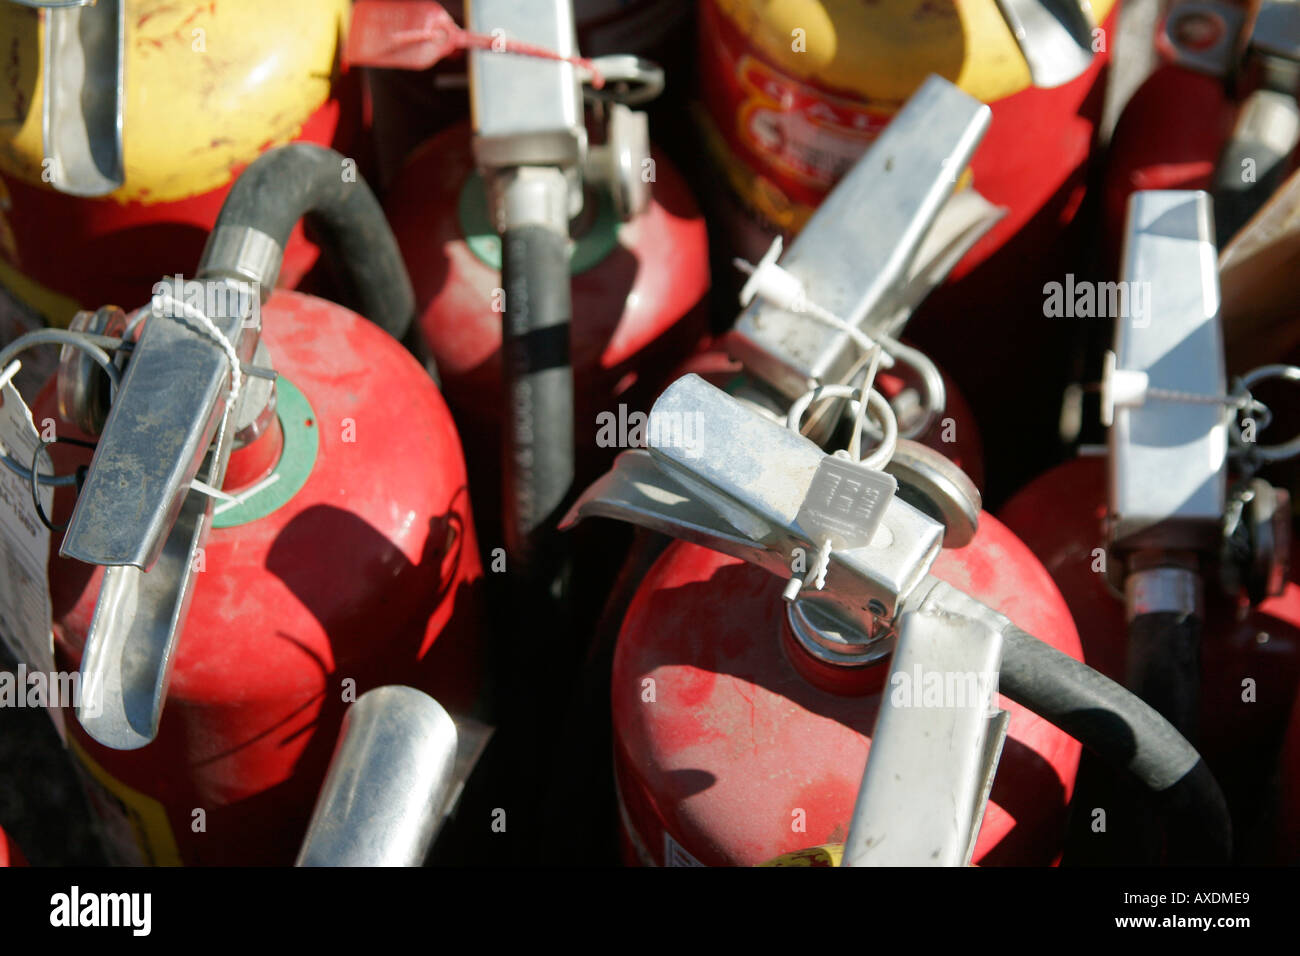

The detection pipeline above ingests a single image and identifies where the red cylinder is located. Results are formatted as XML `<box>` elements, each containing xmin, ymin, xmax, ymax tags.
<box><xmin>999</xmin><ymin>457</ymin><xmax>1300</xmax><ymax>791</ymax></box>
<box><xmin>611</xmin><ymin>512</ymin><xmax>1083</xmax><ymax>866</ymax></box>
<box><xmin>385</xmin><ymin>122</ymin><xmax>711</xmax><ymax>526</ymax></box>
<box><xmin>42</xmin><ymin>290</ymin><xmax>484</xmax><ymax>865</ymax></box>
<box><xmin>0</xmin><ymin>825</ymin><xmax>23</xmax><ymax>867</ymax></box>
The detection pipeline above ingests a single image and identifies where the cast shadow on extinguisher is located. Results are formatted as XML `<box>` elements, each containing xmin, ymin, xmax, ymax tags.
<box><xmin>249</xmin><ymin>499</ymin><xmax>481</xmax><ymax>862</ymax></box>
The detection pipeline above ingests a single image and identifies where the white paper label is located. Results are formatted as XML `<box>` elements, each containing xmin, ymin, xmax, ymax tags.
<box><xmin>0</xmin><ymin>377</ymin><xmax>61</xmax><ymax>740</ymax></box>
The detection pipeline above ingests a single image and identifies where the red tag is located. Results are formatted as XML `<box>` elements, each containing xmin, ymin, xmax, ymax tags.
<box><xmin>345</xmin><ymin>1</ymin><xmax>461</xmax><ymax>71</ymax></box>
<box><xmin>345</xmin><ymin>0</ymin><xmax>604</xmax><ymax>86</ymax></box>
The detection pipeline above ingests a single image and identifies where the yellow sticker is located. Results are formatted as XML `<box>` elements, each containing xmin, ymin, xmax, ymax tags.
<box><xmin>759</xmin><ymin>844</ymin><xmax>845</xmax><ymax>867</ymax></box>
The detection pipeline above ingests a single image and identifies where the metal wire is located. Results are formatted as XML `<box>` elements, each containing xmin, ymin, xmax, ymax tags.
<box><xmin>787</xmin><ymin>382</ymin><xmax>898</xmax><ymax>471</ymax></box>
<box><xmin>29</xmin><ymin>436</ymin><xmax>96</xmax><ymax>532</ymax></box>
<box><xmin>0</xmin><ymin>329</ymin><xmax>122</xmax><ymax>486</ymax></box>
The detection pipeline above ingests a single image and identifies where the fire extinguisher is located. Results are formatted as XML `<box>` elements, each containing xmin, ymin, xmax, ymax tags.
<box><xmin>563</xmin><ymin>374</ymin><xmax>1231</xmax><ymax>866</ymax></box>
<box><xmin>0</xmin><ymin>0</ymin><xmax>361</xmax><ymax>336</ymax></box>
<box><xmin>362</xmin><ymin>1</ymin><xmax>710</xmax><ymax>562</ymax></box>
<box><xmin>536</xmin><ymin>76</ymin><xmax>993</xmax><ymax>860</ymax></box>
<box><xmin>998</xmin><ymin>190</ymin><xmax>1300</xmax><ymax>860</ymax></box>
<box><xmin>0</xmin><ymin>142</ymin><xmax>484</xmax><ymax>865</ymax></box>
<box><xmin>1106</xmin><ymin>0</ymin><xmax>1300</xmax><ymax>256</ymax></box>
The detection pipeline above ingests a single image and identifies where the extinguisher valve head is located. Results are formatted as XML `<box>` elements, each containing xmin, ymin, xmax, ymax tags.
<box><xmin>564</xmin><ymin>374</ymin><xmax>947</xmax><ymax>650</ymax></box>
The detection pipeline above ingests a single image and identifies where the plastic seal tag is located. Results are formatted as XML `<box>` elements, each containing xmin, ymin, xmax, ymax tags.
<box><xmin>0</xmin><ymin>370</ymin><xmax>62</xmax><ymax>742</ymax></box>
<box><xmin>345</xmin><ymin>0</ymin><xmax>605</xmax><ymax>84</ymax></box>
<box><xmin>794</xmin><ymin>456</ymin><xmax>898</xmax><ymax>551</ymax></box>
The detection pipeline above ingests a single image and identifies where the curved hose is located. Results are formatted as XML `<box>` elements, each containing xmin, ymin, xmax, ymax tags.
<box><xmin>201</xmin><ymin>143</ymin><xmax>415</xmax><ymax>342</ymax></box>
<box><xmin>999</xmin><ymin>624</ymin><xmax>1231</xmax><ymax>863</ymax></box>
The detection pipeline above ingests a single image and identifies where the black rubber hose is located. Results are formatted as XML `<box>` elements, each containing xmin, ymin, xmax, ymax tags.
<box><xmin>500</xmin><ymin>223</ymin><xmax>574</xmax><ymax>571</ymax></box>
<box><xmin>1127</xmin><ymin>611</ymin><xmax>1202</xmax><ymax>742</ymax></box>
<box><xmin>1000</xmin><ymin>625</ymin><xmax>1231</xmax><ymax>864</ymax></box>
<box><xmin>206</xmin><ymin>143</ymin><xmax>415</xmax><ymax>342</ymax></box>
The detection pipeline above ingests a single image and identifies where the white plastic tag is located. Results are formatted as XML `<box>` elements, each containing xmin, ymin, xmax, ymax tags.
<box><xmin>0</xmin><ymin>369</ymin><xmax>62</xmax><ymax>741</ymax></box>
<box><xmin>795</xmin><ymin>455</ymin><xmax>897</xmax><ymax>551</ymax></box>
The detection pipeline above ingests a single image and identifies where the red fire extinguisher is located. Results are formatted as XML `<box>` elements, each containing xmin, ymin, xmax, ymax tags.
<box><xmin>357</xmin><ymin>1</ymin><xmax>710</xmax><ymax>554</ymax></box>
<box><xmin>999</xmin><ymin>190</ymin><xmax>1300</xmax><ymax>858</ymax></box>
<box><xmin>1105</xmin><ymin>0</ymin><xmax>1300</xmax><ymax>254</ymax></box>
<box><xmin>0</xmin><ymin>143</ymin><xmax>483</xmax><ymax>865</ymax></box>
<box><xmin>564</xmin><ymin>374</ymin><xmax>1231</xmax><ymax>866</ymax></box>
<box><xmin>0</xmin><ymin>0</ymin><xmax>362</xmax><ymax>333</ymax></box>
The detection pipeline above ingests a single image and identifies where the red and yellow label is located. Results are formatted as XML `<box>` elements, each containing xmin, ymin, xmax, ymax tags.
<box><xmin>68</xmin><ymin>735</ymin><xmax>182</xmax><ymax>867</ymax></box>
<box><xmin>759</xmin><ymin>844</ymin><xmax>845</xmax><ymax>867</ymax></box>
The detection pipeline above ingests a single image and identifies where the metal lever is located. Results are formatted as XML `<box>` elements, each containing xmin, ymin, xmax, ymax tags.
<box><xmin>296</xmin><ymin>686</ymin><xmax>479</xmax><ymax>867</ymax></box>
<box><xmin>1105</xmin><ymin>190</ymin><xmax>1227</xmax><ymax>555</ymax></box>
<box><xmin>994</xmin><ymin>0</ymin><xmax>1096</xmax><ymax>89</ymax></box>
<box><xmin>562</xmin><ymin>374</ymin><xmax>946</xmax><ymax>641</ymax></box>
<box><xmin>726</xmin><ymin>76</ymin><xmax>998</xmax><ymax>409</ymax></box>
<box><xmin>842</xmin><ymin>608</ymin><xmax>1008</xmax><ymax>866</ymax></box>
<box><xmin>15</xmin><ymin>0</ymin><xmax>126</xmax><ymax>196</ymax></box>
<box><xmin>61</xmin><ymin>280</ymin><xmax>258</xmax><ymax>750</ymax></box>
<box><xmin>469</xmin><ymin>0</ymin><xmax>585</xmax><ymax>180</ymax></box>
